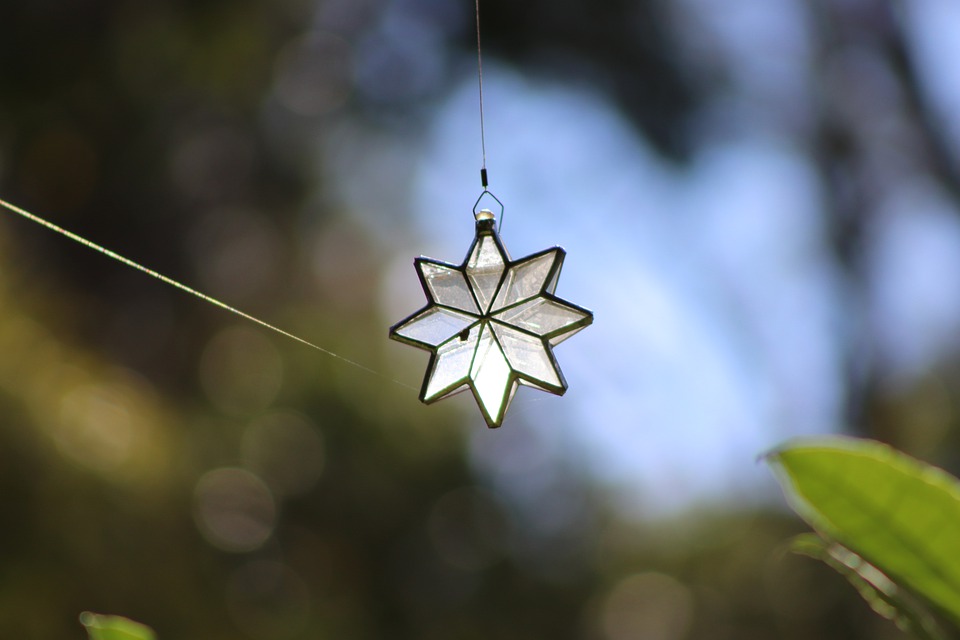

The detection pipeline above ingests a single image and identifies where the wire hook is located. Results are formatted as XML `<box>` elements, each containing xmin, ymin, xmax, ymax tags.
<box><xmin>473</xmin><ymin>189</ymin><xmax>504</xmax><ymax>231</ymax></box>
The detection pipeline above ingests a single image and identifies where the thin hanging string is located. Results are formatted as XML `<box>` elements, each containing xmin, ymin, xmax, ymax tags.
<box><xmin>474</xmin><ymin>0</ymin><xmax>505</xmax><ymax>231</ymax></box>
<box><xmin>476</xmin><ymin>0</ymin><xmax>488</xmax><ymax>182</ymax></box>
<box><xmin>0</xmin><ymin>197</ymin><xmax>416</xmax><ymax>391</ymax></box>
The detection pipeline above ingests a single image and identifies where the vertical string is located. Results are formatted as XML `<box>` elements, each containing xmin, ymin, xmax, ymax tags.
<box><xmin>475</xmin><ymin>0</ymin><xmax>505</xmax><ymax>231</ymax></box>
<box><xmin>476</xmin><ymin>0</ymin><xmax>488</xmax><ymax>183</ymax></box>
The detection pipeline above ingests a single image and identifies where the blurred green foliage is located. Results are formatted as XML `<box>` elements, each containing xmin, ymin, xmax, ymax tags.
<box><xmin>791</xmin><ymin>534</ymin><xmax>947</xmax><ymax>640</ymax></box>
<box><xmin>770</xmin><ymin>438</ymin><xmax>960</xmax><ymax>638</ymax></box>
<box><xmin>81</xmin><ymin>612</ymin><xmax>156</xmax><ymax>640</ymax></box>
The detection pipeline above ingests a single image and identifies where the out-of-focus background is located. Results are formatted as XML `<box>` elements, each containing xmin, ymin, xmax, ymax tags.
<box><xmin>1</xmin><ymin>0</ymin><xmax>959</xmax><ymax>637</ymax></box>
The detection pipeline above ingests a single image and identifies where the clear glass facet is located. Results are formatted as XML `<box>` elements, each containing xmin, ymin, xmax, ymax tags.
<box><xmin>424</xmin><ymin>324</ymin><xmax>480</xmax><ymax>400</ymax></box>
<box><xmin>494</xmin><ymin>298</ymin><xmax>588</xmax><ymax>337</ymax></box>
<box><xmin>466</xmin><ymin>236</ymin><xmax>505</xmax><ymax>313</ymax></box>
<box><xmin>394</xmin><ymin>307</ymin><xmax>476</xmax><ymax>346</ymax></box>
<box><xmin>491</xmin><ymin>323</ymin><xmax>561</xmax><ymax>388</ymax></box>
<box><xmin>420</xmin><ymin>262</ymin><xmax>479</xmax><ymax>314</ymax></box>
<box><xmin>470</xmin><ymin>323</ymin><xmax>512</xmax><ymax>421</ymax></box>
<box><xmin>545</xmin><ymin>264</ymin><xmax>561</xmax><ymax>295</ymax></box>
<box><xmin>491</xmin><ymin>250</ymin><xmax>557</xmax><ymax>312</ymax></box>
<box><xmin>549</xmin><ymin>324</ymin><xmax>587</xmax><ymax>346</ymax></box>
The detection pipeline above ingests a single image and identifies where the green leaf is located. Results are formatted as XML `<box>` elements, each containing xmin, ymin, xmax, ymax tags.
<box><xmin>80</xmin><ymin>612</ymin><xmax>156</xmax><ymax>640</ymax></box>
<box><xmin>767</xmin><ymin>437</ymin><xmax>960</xmax><ymax>626</ymax></box>
<box><xmin>791</xmin><ymin>533</ymin><xmax>947</xmax><ymax>640</ymax></box>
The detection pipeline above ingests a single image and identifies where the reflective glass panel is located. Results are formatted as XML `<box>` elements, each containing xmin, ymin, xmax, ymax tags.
<box><xmin>419</xmin><ymin>262</ymin><xmax>479</xmax><ymax>314</ymax></box>
<box><xmin>493</xmin><ymin>298</ymin><xmax>588</xmax><ymax>337</ymax></box>
<box><xmin>549</xmin><ymin>324</ymin><xmax>587</xmax><ymax>346</ymax></box>
<box><xmin>492</xmin><ymin>323</ymin><xmax>561</xmax><ymax>388</ymax></box>
<box><xmin>470</xmin><ymin>323</ymin><xmax>512</xmax><ymax>421</ymax></box>
<box><xmin>424</xmin><ymin>324</ymin><xmax>480</xmax><ymax>400</ymax></box>
<box><xmin>466</xmin><ymin>236</ymin><xmax>505</xmax><ymax>313</ymax></box>
<box><xmin>491</xmin><ymin>250</ymin><xmax>558</xmax><ymax>312</ymax></box>
<box><xmin>394</xmin><ymin>307</ymin><xmax>476</xmax><ymax>346</ymax></box>
<box><xmin>545</xmin><ymin>261</ymin><xmax>561</xmax><ymax>295</ymax></box>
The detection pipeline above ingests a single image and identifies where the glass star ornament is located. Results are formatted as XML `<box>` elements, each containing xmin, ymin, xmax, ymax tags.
<box><xmin>390</xmin><ymin>209</ymin><xmax>593</xmax><ymax>428</ymax></box>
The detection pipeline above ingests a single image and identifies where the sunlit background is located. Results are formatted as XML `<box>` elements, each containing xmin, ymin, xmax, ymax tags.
<box><xmin>2</xmin><ymin>0</ymin><xmax>960</xmax><ymax>638</ymax></box>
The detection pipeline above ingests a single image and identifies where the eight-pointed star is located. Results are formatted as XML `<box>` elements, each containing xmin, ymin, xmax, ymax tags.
<box><xmin>390</xmin><ymin>216</ymin><xmax>593</xmax><ymax>428</ymax></box>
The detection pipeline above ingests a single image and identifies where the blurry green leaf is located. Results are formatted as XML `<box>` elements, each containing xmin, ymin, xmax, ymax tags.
<box><xmin>767</xmin><ymin>437</ymin><xmax>960</xmax><ymax>627</ymax></box>
<box><xmin>791</xmin><ymin>533</ymin><xmax>946</xmax><ymax>640</ymax></box>
<box><xmin>80</xmin><ymin>612</ymin><xmax>156</xmax><ymax>640</ymax></box>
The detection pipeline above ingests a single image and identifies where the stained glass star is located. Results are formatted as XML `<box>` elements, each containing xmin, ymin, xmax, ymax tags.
<box><xmin>390</xmin><ymin>211</ymin><xmax>593</xmax><ymax>428</ymax></box>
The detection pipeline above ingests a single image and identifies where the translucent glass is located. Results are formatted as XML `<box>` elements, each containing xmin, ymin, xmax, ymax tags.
<box><xmin>470</xmin><ymin>323</ymin><xmax>512</xmax><ymax>421</ymax></box>
<box><xmin>492</xmin><ymin>323</ymin><xmax>561</xmax><ymax>389</ymax></box>
<box><xmin>424</xmin><ymin>324</ymin><xmax>480</xmax><ymax>400</ymax></box>
<box><xmin>468</xmin><ymin>235</ymin><xmax>505</xmax><ymax>270</ymax></box>
<box><xmin>491</xmin><ymin>250</ymin><xmax>558</xmax><ymax>312</ymax></box>
<box><xmin>545</xmin><ymin>262</ymin><xmax>561</xmax><ymax>295</ymax></box>
<box><xmin>548</xmin><ymin>324</ymin><xmax>586</xmax><ymax>346</ymax></box>
<box><xmin>466</xmin><ymin>236</ymin><xmax>505</xmax><ymax>313</ymax></box>
<box><xmin>394</xmin><ymin>307</ymin><xmax>476</xmax><ymax>346</ymax></box>
<box><xmin>493</xmin><ymin>298</ymin><xmax>588</xmax><ymax>337</ymax></box>
<box><xmin>419</xmin><ymin>261</ymin><xmax>479</xmax><ymax>314</ymax></box>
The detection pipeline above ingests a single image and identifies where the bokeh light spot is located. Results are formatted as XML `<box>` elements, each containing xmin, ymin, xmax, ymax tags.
<box><xmin>189</xmin><ymin>208</ymin><xmax>285</xmax><ymax>303</ymax></box>
<box><xmin>51</xmin><ymin>370</ymin><xmax>167</xmax><ymax>483</ymax></box>
<box><xmin>57</xmin><ymin>383</ymin><xmax>136</xmax><ymax>471</ymax></box>
<box><xmin>241</xmin><ymin>411</ymin><xmax>325</xmax><ymax>498</ymax></box>
<box><xmin>194</xmin><ymin>467</ymin><xmax>277</xmax><ymax>553</ymax></box>
<box><xmin>199</xmin><ymin>325</ymin><xmax>284</xmax><ymax>416</ymax></box>
<box><xmin>600</xmin><ymin>572</ymin><xmax>694</xmax><ymax>640</ymax></box>
<box><xmin>169</xmin><ymin>126</ymin><xmax>254</xmax><ymax>202</ymax></box>
<box><xmin>273</xmin><ymin>32</ymin><xmax>353</xmax><ymax>117</ymax></box>
<box><xmin>353</xmin><ymin>18</ymin><xmax>445</xmax><ymax>104</ymax></box>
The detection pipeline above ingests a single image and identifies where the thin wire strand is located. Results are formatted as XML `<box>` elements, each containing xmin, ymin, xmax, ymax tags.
<box><xmin>476</xmin><ymin>0</ymin><xmax>487</xmax><ymax>173</ymax></box>
<box><xmin>475</xmin><ymin>0</ymin><xmax>505</xmax><ymax>232</ymax></box>
<box><xmin>0</xmin><ymin>197</ymin><xmax>416</xmax><ymax>391</ymax></box>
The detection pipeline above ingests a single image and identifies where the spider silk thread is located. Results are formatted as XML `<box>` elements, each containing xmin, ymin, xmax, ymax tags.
<box><xmin>0</xmin><ymin>197</ymin><xmax>417</xmax><ymax>391</ymax></box>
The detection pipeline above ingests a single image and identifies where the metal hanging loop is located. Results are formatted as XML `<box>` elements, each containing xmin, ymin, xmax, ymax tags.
<box><xmin>473</xmin><ymin>189</ymin><xmax>505</xmax><ymax>230</ymax></box>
